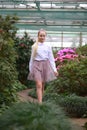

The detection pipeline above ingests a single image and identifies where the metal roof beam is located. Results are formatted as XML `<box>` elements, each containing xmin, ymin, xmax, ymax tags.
<box><xmin>17</xmin><ymin>20</ymin><xmax>87</xmax><ymax>26</ymax></box>
<box><xmin>0</xmin><ymin>9</ymin><xmax>87</xmax><ymax>20</ymax></box>
<box><xmin>15</xmin><ymin>24</ymin><xmax>87</xmax><ymax>32</ymax></box>
<box><xmin>0</xmin><ymin>1</ymin><xmax>87</xmax><ymax>9</ymax></box>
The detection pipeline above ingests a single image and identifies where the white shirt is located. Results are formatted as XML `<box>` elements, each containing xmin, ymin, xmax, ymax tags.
<box><xmin>29</xmin><ymin>42</ymin><xmax>57</xmax><ymax>72</ymax></box>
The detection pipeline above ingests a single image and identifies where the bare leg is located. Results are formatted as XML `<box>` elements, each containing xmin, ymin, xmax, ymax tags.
<box><xmin>36</xmin><ymin>80</ymin><xmax>43</xmax><ymax>104</ymax></box>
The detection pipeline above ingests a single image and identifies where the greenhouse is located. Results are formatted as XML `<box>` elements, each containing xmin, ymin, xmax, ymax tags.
<box><xmin>0</xmin><ymin>0</ymin><xmax>87</xmax><ymax>130</ymax></box>
<box><xmin>0</xmin><ymin>0</ymin><xmax>87</xmax><ymax>48</ymax></box>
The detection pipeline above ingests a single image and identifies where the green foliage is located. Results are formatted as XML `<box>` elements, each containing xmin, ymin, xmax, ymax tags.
<box><xmin>13</xmin><ymin>80</ymin><xmax>27</xmax><ymax>92</ymax></box>
<box><xmin>43</xmin><ymin>45</ymin><xmax>87</xmax><ymax>118</ymax></box>
<box><xmin>44</xmin><ymin>93</ymin><xmax>87</xmax><ymax>117</ymax></box>
<box><xmin>0</xmin><ymin>105</ymin><xmax>9</xmax><ymax>115</ymax></box>
<box><xmin>46</xmin><ymin>57</ymin><xmax>87</xmax><ymax>96</ymax></box>
<box><xmin>76</xmin><ymin>44</ymin><xmax>87</xmax><ymax>56</ymax></box>
<box><xmin>43</xmin><ymin>93</ymin><xmax>61</xmax><ymax>104</ymax></box>
<box><xmin>0</xmin><ymin>102</ymin><xmax>75</xmax><ymax>130</ymax></box>
<box><xmin>84</xmin><ymin>122</ymin><xmax>87</xmax><ymax>130</ymax></box>
<box><xmin>28</xmin><ymin>88</ymin><xmax>37</xmax><ymax>98</ymax></box>
<box><xmin>58</xmin><ymin>95</ymin><xmax>87</xmax><ymax>118</ymax></box>
<box><xmin>0</xmin><ymin>15</ymin><xmax>18</xmax><ymax>40</ymax></box>
<box><xmin>47</xmin><ymin>44</ymin><xmax>87</xmax><ymax>96</ymax></box>
<box><xmin>0</xmin><ymin>38</ymin><xmax>17</xmax><ymax>106</ymax></box>
<box><xmin>14</xmin><ymin>32</ymin><xmax>34</xmax><ymax>86</ymax></box>
<box><xmin>0</xmin><ymin>15</ymin><xmax>18</xmax><ymax>107</ymax></box>
<box><xmin>0</xmin><ymin>59</ymin><xmax>17</xmax><ymax>106</ymax></box>
<box><xmin>0</xmin><ymin>58</ymin><xmax>17</xmax><ymax>88</ymax></box>
<box><xmin>28</xmin><ymin>81</ymin><xmax>36</xmax><ymax>88</ymax></box>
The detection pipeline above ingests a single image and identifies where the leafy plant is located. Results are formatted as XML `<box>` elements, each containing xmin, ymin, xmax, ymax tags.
<box><xmin>28</xmin><ymin>88</ymin><xmax>37</xmax><ymax>98</ymax></box>
<box><xmin>55</xmin><ymin>48</ymin><xmax>78</xmax><ymax>70</ymax></box>
<box><xmin>0</xmin><ymin>102</ymin><xmax>75</xmax><ymax>130</ymax></box>
<box><xmin>0</xmin><ymin>58</ymin><xmax>17</xmax><ymax>106</ymax></box>
<box><xmin>0</xmin><ymin>15</ymin><xmax>18</xmax><ymax>40</ymax></box>
<box><xmin>84</xmin><ymin>122</ymin><xmax>87</xmax><ymax>130</ymax></box>
<box><xmin>76</xmin><ymin>44</ymin><xmax>87</xmax><ymax>56</ymax></box>
<box><xmin>46</xmin><ymin>57</ymin><xmax>87</xmax><ymax>96</ymax></box>
<box><xmin>58</xmin><ymin>95</ymin><xmax>87</xmax><ymax>117</ymax></box>
<box><xmin>43</xmin><ymin>92</ymin><xmax>61</xmax><ymax>103</ymax></box>
<box><xmin>0</xmin><ymin>105</ymin><xmax>9</xmax><ymax>116</ymax></box>
<box><xmin>0</xmin><ymin>15</ymin><xmax>18</xmax><ymax>107</ymax></box>
<box><xmin>13</xmin><ymin>80</ymin><xmax>27</xmax><ymax>92</ymax></box>
<box><xmin>44</xmin><ymin>93</ymin><xmax>87</xmax><ymax>117</ymax></box>
<box><xmin>14</xmin><ymin>32</ymin><xmax>34</xmax><ymax>86</ymax></box>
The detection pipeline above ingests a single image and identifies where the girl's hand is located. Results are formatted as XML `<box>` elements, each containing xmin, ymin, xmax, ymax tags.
<box><xmin>54</xmin><ymin>71</ymin><xmax>59</xmax><ymax>77</ymax></box>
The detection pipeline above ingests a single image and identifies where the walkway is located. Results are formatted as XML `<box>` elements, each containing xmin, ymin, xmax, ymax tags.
<box><xmin>17</xmin><ymin>89</ymin><xmax>87</xmax><ymax>130</ymax></box>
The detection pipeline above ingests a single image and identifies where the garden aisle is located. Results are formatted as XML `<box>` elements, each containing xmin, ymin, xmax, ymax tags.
<box><xmin>17</xmin><ymin>89</ymin><xmax>37</xmax><ymax>103</ymax></box>
<box><xmin>17</xmin><ymin>89</ymin><xmax>87</xmax><ymax>130</ymax></box>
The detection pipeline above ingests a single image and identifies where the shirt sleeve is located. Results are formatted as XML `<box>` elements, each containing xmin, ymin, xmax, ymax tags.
<box><xmin>29</xmin><ymin>46</ymin><xmax>34</xmax><ymax>72</ymax></box>
<box><xmin>48</xmin><ymin>46</ymin><xmax>57</xmax><ymax>72</ymax></box>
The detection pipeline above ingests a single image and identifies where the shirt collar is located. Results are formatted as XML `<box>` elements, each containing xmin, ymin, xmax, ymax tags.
<box><xmin>38</xmin><ymin>42</ymin><xmax>45</xmax><ymax>45</ymax></box>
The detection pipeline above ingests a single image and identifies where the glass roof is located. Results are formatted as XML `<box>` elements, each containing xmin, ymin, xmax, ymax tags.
<box><xmin>0</xmin><ymin>0</ymin><xmax>87</xmax><ymax>32</ymax></box>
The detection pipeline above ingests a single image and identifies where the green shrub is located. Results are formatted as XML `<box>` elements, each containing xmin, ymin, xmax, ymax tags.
<box><xmin>0</xmin><ymin>102</ymin><xmax>75</xmax><ymax>130</ymax></box>
<box><xmin>0</xmin><ymin>105</ymin><xmax>9</xmax><ymax>115</ymax></box>
<box><xmin>27</xmin><ymin>80</ymin><xmax>35</xmax><ymax>88</ymax></box>
<box><xmin>14</xmin><ymin>32</ymin><xmax>34</xmax><ymax>86</ymax></box>
<box><xmin>47</xmin><ymin>45</ymin><xmax>87</xmax><ymax>96</ymax></box>
<box><xmin>0</xmin><ymin>15</ymin><xmax>18</xmax><ymax>107</ymax></box>
<box><xmin>0</xmin><ymin>15</ymin><xmax>18</xmax><ymax>40</ymax></box>
<box><xmin>84</xmin><ymin>122</ymin><xmax>87</xmax><ymax>130</ymax></box>
<box><xmin>13</xmin><ymin>80</ymin><xmax>27</xmax><ymax>92</ymax></box>
<box><xmin>44</xmin><ymin>93</ymin><xmax>87</xmax><ymax>118</ymax></box>
<box><xmin>58</xmin><ymin>95</ymin><xmax>87</xmax><ymax>117</ymax></box>
<box><xmin>43</xmin><ymin>92</ymin><xmax>61</xmax><ymax>103</ymax></box>
<box><xmin>46</xmin><ymin>57</ymin><xmax>87</xmax><ymax>96</ymax></box>
<box><xmin>28</xmin><ymin>88</ymin><xmax>37</xmax><ymax>98</ymax></box>
<box><xmin>76</xmin><ymin>44</ymin><xmax>87</xmax><ymax>56</ymax></box>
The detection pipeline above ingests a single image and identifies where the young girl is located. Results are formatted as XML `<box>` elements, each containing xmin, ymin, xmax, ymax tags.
<box><xmin>27</xmin><ymin>29</ymin><xmax>58</xmax><ymax>103</ymax></box>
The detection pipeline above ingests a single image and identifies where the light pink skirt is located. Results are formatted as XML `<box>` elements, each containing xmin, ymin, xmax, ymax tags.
<box><xmin>27</xmin><ymin>60</ymin><xmax>57</xmax><ymax>82</ymax></box>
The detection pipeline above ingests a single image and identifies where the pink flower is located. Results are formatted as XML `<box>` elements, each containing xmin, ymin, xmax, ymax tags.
<box><xmin>55</xmin><ymin>57</ymin><xmax>58</xmax><ymax>61</ymax></box>
<box><xmin>55</xmin><ymin>48</ymin><xmax>78</xmax><ymax>69</ymax></box>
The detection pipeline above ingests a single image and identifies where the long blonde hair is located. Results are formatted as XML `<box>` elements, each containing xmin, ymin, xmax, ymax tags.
<box><xmin>32</xmin><ymin>29</ymin><xmax>46</xmax><ymax>58</ymax></box>
<box><xmin>32</xmin><ymin>38</ymin><xmax>38</xmax><ymax>58</ymax></box>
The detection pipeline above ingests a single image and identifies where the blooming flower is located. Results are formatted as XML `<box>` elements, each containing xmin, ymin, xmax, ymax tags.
<box><xmin>55</xmin><ymin>48</ymin><xmax>78</xmax><ymax>70</ymax></box>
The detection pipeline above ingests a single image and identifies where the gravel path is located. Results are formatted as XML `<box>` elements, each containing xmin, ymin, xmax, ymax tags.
<box><xmin>17</xmin><ymin>89</ymin><xmax>37</xmax><ymax>103</ymax></box>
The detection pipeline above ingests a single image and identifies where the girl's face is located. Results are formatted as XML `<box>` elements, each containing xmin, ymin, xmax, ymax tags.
<box><xmin>38</xmin><ymin>31</ymin><xmax>46</xmax><ymax>43</ymax></box>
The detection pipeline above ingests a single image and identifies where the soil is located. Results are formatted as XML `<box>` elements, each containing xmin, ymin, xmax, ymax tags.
<box><xmin>17</xmin><ymin>89</ymin><xmax>37</xmax><ymax>103</ymax></box>
<box><xmin>17</xmin><ymin>89</ymin><xmax>87</xmax><ymax>130</ymax></box>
